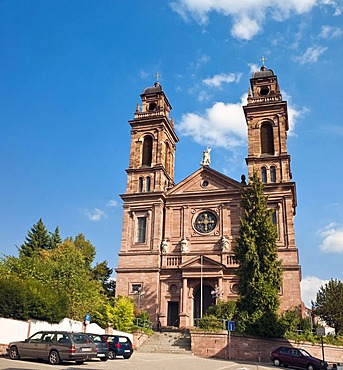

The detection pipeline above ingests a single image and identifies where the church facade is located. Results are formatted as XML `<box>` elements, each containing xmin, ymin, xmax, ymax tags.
<box><xmin>115</xmin><ymin>64</ymin><xmax>303</xmax><ymax>328</ymax></box>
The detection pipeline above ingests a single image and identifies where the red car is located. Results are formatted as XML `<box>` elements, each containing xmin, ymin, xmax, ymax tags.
<box><xmin>271</xmin><ymin>347</ymin><xmax>328</xmax><ymax>370</ymax></box>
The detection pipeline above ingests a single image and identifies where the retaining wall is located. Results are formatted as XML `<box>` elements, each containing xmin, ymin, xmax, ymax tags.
<box><xmin>191</xmin><ymin>331</ymin><xmax>343</xmax><ymax>365</ymax></box>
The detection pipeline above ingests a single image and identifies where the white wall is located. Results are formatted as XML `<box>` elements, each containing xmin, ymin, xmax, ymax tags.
<box><xmin>0</xmin><ymin>317</ymin><xmax>102</xmax><ymax>345</ymax></box>
<box><xmin>0</xmin><ymin>318</ymin><xmax>29</xmax><ymax>344</ymax></box>
<box><xmin>0</xmin><ymin>317</ymin><xmax>132</xmax><ymax>345</ymax></box>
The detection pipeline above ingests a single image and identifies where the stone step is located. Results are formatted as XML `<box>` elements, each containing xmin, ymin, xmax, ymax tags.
<box><xmin>138</xmin><ymin>331</ymin><xmax>191</xmax><ymax>354</ymax></box>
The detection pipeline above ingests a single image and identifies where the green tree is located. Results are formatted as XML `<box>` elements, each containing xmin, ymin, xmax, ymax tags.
<box><xmin>49</xmin><ymin>226</ymin><xmax>62</xmax><ymax>249</ymax></box>
<box><xmin>313</xmin><ymin>279</ymin><xmax>343</xmax><ymax>335</ymax></box>
<box><xmin>206</xmin><ymin>300</ymin><xmax>236</xmax><ymax>321</ymax></box>
<box><xmin>47</xmin><ymin>240</ymin><xmax>102</xmax><ymax>320</ymax></box>
<box><xmin>0</xmin><ymin>276</ymin><xmax>68</xmax><ymax>322</ymax></box>
<box><xmin>93</xmin><ymin>260</ymin><xmax>115</xmax><ymax>297</ymax></box>
<box><xmin>0</xmin><ymin>276</ymin><xmax>29</xmax><ymax>320</ymax></box>
<box><xmin>19</xmin><ymin>218</ymin><xmax>51</xmax><ymax>257</ymax></box>
<box><xmin>112</xmin><ymin>296</ymin><xmax>135</xmax><ymax>332</ymax></box>
<box><xmin>234</xmin><ymin>172</ymin><xmax>283</xmax><ymax>336</ymax></box>
<box><xmin>73</xmin><ymin>233</ymin><xmax>96</xmax><ymax>267</ymax></box>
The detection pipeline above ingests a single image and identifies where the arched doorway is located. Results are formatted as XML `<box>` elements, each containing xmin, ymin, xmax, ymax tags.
<box><xmin>193</xmin><ymin>285</ymin><xmax>215</xmax><ymax>324</ymax></box>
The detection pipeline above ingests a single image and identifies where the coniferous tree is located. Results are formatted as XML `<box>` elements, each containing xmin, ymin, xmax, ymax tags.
<box><xmin>19</xmin><ymin>218</ymin><xmax>50</xmax><ymax>257</ymax></box>
<box><xmin>234</xmin><ymin>172</ymin><xmax>283</xmax><ymax>336</ymax></box>
<box><xmin>49</xmin><ymin>226</ymin><xmax>62</xmax><ymax>249</ymax></box>
<box><xmin>93</xmin><ymin>261</ymin><xmax>116</xmax><ymax>297</ymax></box>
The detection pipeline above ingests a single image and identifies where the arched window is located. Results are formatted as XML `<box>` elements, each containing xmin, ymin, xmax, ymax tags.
<box><xmin>138</xmin><ymin>177</ymin><xmax>143</xmax><ymax>192</ymax></box>
<box><xmin>271</xmin><ymin>210</ymin><xmax>277</xmax><ymax>225</ymax></box>
<box><xmin>261</xmin><ymin>123</ymin><xmax>274</xmax><ymax>155</ymax></box>
<box><xmin>164</xmin><ymin>142</ymin><xmax>170</xmax><ymax>173</ymax></box>
<box><xmin>142</xmin><ymin>136</ymin><xmax>152</xmax><ymax>166</ymax></box>
<box><xmin>261</xmin><ymin>167</ymin><xmax>267</xmax><ymax>183</ymax></box>
<box><xmin>146</xmin><ymin>176</ymin><xmax>151</xmax><ymax>192</ymax></box>
<box><xmin>270</xmin><ymin>166</ymin><xmax>276</xmax><ymax>183</ymax></box>
<box><xmin>137</xmin><ymin>217</ymin><xmax>147</xmax><ymax>243</ymax></box>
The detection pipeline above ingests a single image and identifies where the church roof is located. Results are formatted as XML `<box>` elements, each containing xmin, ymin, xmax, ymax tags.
<box><xmin>252</xmin><ymin>65</ymin><xmax>275</xmax><ymax>79</ymax></box>
<box><xmin>143</xmin><ymin>81</ymin><xmax>163</xmax><ymax>94</ymax></box>
<box><xmin>179</xmin><ymin>255</ymin><xmax>226</xmax><ymax>271</ymax></box>
<box><xmin>167</xmin><ymin>166</ymin><xmax>244</xmax><ymax>196</ymax></box>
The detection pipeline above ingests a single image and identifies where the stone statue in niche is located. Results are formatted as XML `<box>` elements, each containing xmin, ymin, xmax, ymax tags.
<box><xmin>161</xmin><ymin>239</ymin><xmax>168</xmax><ymax>254</ymax></box>
<box><xmin>180</xmin><ymin>238</ymin><xmax>188</xmax><ymax>253</ymax></box>
<box><xmin>221</xmin><ymin>236</ymin><xmax>229</xmax><ymax>252</ymax></box>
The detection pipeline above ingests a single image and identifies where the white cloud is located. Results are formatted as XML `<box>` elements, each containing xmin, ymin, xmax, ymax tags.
<box><xmin>85</xmin><ymin>208</ymin><xmax>107</xmax><ymax>222</ymax></box>
<box><xmin>189</xmin><ymin>54</ymin><xmax>211</xmax><ymax>70</ymax></box>
<box><xmin>231</xmin><ymin>15</ymin><xmax>261</xmax><ymax>40</ymax></box>
<box><xmin>197</xmin><ymin>90</ymin><xmax>211</xmax><ymax>102</ymax></box>
<box><xmin>175</xmin><ymin>94</ymin><xmax>247</xmax><ymax>149</ymax></box>
<box><xmin>301</xmin><ymin>276</ymin><xmax>329</xmax><ymax>308</ymax></box>
<box><xmin>249</xmin><ymin>63</ymin><xmax>260</xmax><ymax>74</ymax></box>
<box><xmin>139</xmin><ymin>70</ymin><xmax>149</xmax><ymax>79</ymax></box>
<box><xmin>281</xmin><ymin>91</ymin><xmax>308</xmax><ymax>133</ymax></box>
<box><xmin>176</xmin><ymin>88</ymin><xmax>305</xmax><ymax>148</ymax></box>
<box><xmin>319</xmin><ymin>25</ymin><xmax>343</xmax><ymax>39</ymax></box>
<box><xmin>203</xmin><ymin>73</ymin><xmax>242</xmax><ymax>88</ymax></box>
<box><xmin>294</xmin><ymin>46</ymin><xmax>328</xmax><ymax>64</ymax></box>
<box><xmin>170</xmin><ymin>0</ymin><xmax>338</xmax><ymax>40</ymax></box>
<box><xmin>106</xmin><ymin>199</ymin><xmax>118</xmax><ymax>207</ymax></box>
<box><xmin>318</xmin><ymin>223</ymin><xmax>343</xmax><ymax>253</ymax></box>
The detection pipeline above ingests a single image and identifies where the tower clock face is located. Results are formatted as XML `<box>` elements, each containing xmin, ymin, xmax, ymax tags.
<box><xmin>194</xmin><ymin>211</ymin><xmax>217</xmax><ymax>233</ymax></box>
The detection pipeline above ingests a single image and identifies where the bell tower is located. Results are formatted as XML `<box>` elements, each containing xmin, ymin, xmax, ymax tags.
<box><xmin>125</xmin><ymin>79</ymin><xmax>179</xmax><ymax>194</ymax></box>
<box><xmin>244</xmin><ymin>62</ymin><xmax>292</xmax><ymax>184</ymax></box>
<box><xmin>116</xmin><ymin>80</ymin><xmax>179</xmax><ymax>312</ymax></box>
<box><xmin>243</xmin><ymin>62</ymin><xmax>302</xmax><ymax>312</ymax></box>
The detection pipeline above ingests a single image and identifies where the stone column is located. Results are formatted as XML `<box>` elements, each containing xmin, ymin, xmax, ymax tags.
<box><xmin>179</xmin><ymin>277</ymin><xmax>189</xmax><ymax>327</ymax></box>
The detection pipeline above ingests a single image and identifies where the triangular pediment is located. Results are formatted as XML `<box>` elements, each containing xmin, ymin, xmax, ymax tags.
<box><xmin>179</xmin><ymin>255</ymin><xmax>225</xmax><ymax>271</ymax></box>
<box><xmin>167</xmin><ymin>166</ymin><xmax>243</xmax><ymax>196</ymax></box>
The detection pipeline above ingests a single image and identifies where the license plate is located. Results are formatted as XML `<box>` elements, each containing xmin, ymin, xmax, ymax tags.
<box><xmin>124</xmin><ymin>350</ymin><xmax>130</xmax><ymax>353</ymax></box>
<box><xmin>97</xmin><ymin>354</ymin><xmax>105</xmax><ymax>357</ymax></box>
<box><xmin>81</xmin><ymin>347</ymin><xmax>92</xmax><ymax>352</ymax></box>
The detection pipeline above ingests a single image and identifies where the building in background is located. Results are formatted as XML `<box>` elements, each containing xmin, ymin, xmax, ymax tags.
<box><xmin>115</xmin><ymin>64</ymin><xmax>302</xmax><ymax>328</ymax></box>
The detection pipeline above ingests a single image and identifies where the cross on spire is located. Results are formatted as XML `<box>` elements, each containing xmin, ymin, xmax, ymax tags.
<box><xmin>260</xmin><ymin>56</ymin><xmax>267</xmax><ymax>66</ymax></box>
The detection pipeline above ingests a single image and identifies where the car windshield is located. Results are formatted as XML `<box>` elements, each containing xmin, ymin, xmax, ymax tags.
<box><xmin>71</xmin><ymin>334</ymin><xmax>91</xmax><ymax>344</ymax></box>
<box><xmin>118</xmin><ymin>337</ymin><xmax>129</xmax><ymax>343</ymax></box>
<box><xmin>299</xmin><ymin>349</ymin><xmax>311</xmax><ymax>357</ymax></box>
<box><xmin>90</xmin><ymin>335</ymin><xmax>103</xmax><ymax>342</ymax></box>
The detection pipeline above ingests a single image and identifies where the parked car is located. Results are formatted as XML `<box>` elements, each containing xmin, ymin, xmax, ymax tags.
<box><xmin>7</xmin><ymin>331</ymin><xmax>97</xmax><ymax>365</ymax></box>
<box><xmin>103</xmin><ymin>334</ymin><xmax>133</xmax><ymax>359</ymax></box>
<box><xmin>86</xmin><ymin>333</ymin><xmax>109</xmax><ymax>361</ymax></box>
<box><xmin>271</xmin><ymin>346</ymin><xmax>328</xmax><ymax>370</ymax></box>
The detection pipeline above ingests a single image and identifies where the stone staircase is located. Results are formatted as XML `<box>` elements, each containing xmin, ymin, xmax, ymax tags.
<box><xmin>137</xmin><ymin>329</ymin><xmax>191</xmax><ymax>354</ymax></box>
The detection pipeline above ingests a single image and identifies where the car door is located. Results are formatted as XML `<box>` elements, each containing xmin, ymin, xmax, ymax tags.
<box><xmin>21</xmin><ymin>332</ymin><xmax>44</xmax><ymax>358</ymax></box>
<box><xmin>289</xmin><ymin>349</ymin><xmax>304</xmax><ymax>368</ymax></box>
<box><xmin>37</xmin><ymin>332</ymin><xmax>54</xmax><ymax>359</ymax></box>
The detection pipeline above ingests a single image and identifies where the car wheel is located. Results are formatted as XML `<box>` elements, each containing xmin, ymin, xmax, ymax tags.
<box><xmin>75</xmin><ymin>360</ymin><xmax>84</xmax><ymax>365</ymax></box>
<box><xmin>100</xmin><ymin>357</ymin><xmax>108</xmax><ymax>361</ymax></box>
<box><xmin>9</xmin><ymin>346</ymin><xmax>20</xmax><ymax>360</ymax></box>
<box><xmin>273</xmin><ymin>358</ymin><xmax>281</xmax><ymax>366</ymax></box>
<box><xmin>108</xmin><ymin>350</ymin><xmax>116</xmax><ymax>359</ymax></box>
<box><xmin>307</xmin><ymin>364</ymin><xmax>317</xmax><ymax>370</ymax></box>
<box><xmin>123</xmin><ymin>355</ymin><xmax>131</xmax><ymax>359</ymax></box>
<box><xmin>48</xmin><ymin>350</ymin><xmax>60</xmax><ymax>365</ymax></box>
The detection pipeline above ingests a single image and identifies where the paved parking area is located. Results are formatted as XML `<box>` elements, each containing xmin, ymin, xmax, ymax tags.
<box><xmin>0</xmin><ymin>353</ymin><xmax>275</xmax><ymax>370</ymax></box>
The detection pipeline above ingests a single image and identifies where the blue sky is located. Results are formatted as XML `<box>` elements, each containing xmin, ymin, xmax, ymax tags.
<box><xmin>1</xmin><ymin>0</ymin><xmax>342</xmax><ymax>308</ymax></box>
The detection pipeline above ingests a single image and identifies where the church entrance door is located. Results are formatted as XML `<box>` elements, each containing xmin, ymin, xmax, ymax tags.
<box><xmin>167</xmin><ymin>301</ymin><xmax>179</xmax><ymax>327</ymax></box>
<box><xmin>193</xmin><ymin>285</ymin><xmax>215</xmax><ymax>324</ymax></box>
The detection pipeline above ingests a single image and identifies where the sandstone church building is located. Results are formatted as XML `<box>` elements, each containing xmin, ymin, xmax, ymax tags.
<box><xmin>115</xmin><ymin>63</ymin><xmax>302</xmax><ymax>328</ymax></box>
